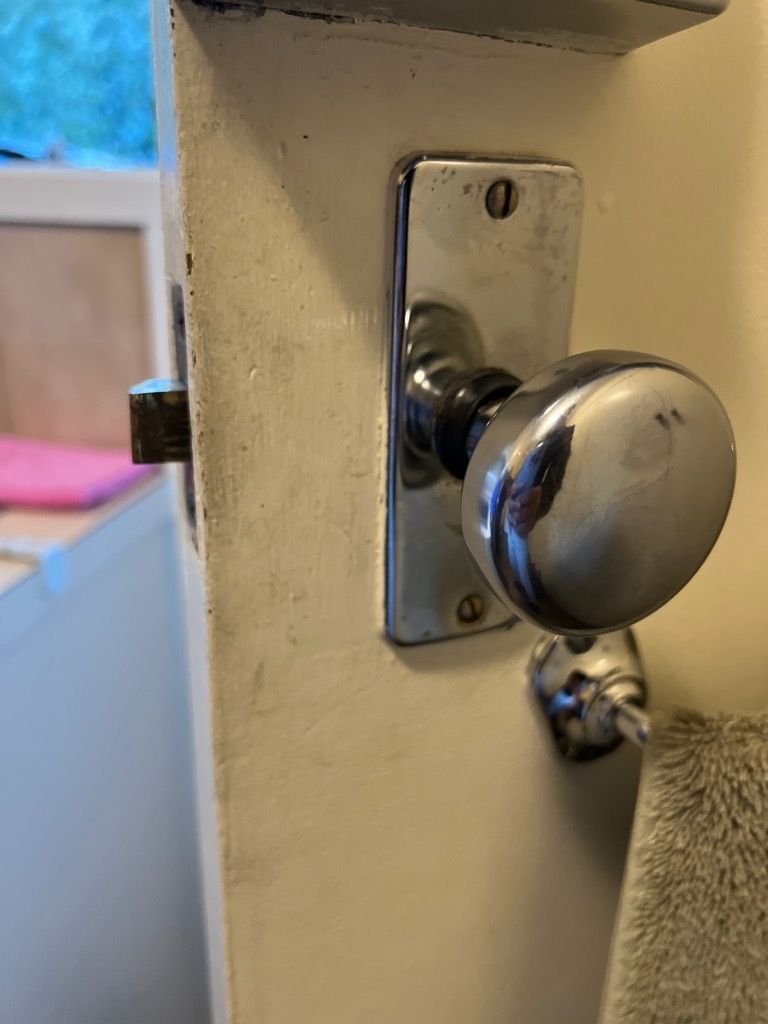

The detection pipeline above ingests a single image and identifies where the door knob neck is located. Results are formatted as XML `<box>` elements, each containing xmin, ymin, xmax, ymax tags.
<box><xmin>433</xmin><ymin>369</ymin><xmax>519</xmax><ymax>479</ymax></box>
<box><xmin>402</xmin><ymin>301</ymin><xmax>519</xmax><ymax>477</ymax></box>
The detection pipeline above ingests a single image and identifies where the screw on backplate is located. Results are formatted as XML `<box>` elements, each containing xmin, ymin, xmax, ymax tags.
<box><xmin>485</xmin><ymin>179</ymin><xmax>519</xmax><ymax>220</ymax></box>
<box><xmin>457</xmin><ymin>594</ymin><xmax>485</xmax><ymax>625</ymax></box>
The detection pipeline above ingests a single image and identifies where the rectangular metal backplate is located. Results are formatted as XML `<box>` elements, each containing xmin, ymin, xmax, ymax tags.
<box><xmin>386</xmin><ymin>157</ymin><xmax>583</xmax><ymax>645</ymax></box>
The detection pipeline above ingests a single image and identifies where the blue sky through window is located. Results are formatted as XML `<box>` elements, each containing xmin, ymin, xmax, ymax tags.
<box><xmin>0</xmin><ymin>0</ymin><xmax>156</xmax><ymax>167</ymax></box>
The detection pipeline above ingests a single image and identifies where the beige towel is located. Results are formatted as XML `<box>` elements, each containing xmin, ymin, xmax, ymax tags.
<box><xmin>599</xmin><ymin>709</ymin><xmax>768</xmax><ymax>1024</ymax></box>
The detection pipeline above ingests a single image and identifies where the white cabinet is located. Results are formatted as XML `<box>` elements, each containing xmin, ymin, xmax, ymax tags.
<box><xmin>0</xmin><ymin>480</ymin><xmax>209</xmax><ymax>1024</ymax></box>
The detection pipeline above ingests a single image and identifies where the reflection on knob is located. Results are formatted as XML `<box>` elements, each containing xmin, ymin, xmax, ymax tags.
<box><xmin>458</xmin><ymin>351</ymin><xmax>735</xmax><ymax>635</ymax></box>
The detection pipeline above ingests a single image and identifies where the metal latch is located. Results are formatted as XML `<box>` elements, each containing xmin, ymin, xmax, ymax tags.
<box><xmin>129</xmin><ymin>378</ymin><xmax>191</xmax><ymax>464</ymax></box>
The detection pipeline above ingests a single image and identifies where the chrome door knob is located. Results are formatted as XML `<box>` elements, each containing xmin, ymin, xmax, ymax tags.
<box><xmin>415</xmin><ymin>348</ymin><xmax>735</xmax><ymax>635</ymax></box>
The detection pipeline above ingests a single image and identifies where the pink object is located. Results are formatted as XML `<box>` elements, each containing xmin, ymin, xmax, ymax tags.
<box><xmin>0</xmin><ymin>435</ymin><xmax>155</xmax><ymax>510</ymax></box>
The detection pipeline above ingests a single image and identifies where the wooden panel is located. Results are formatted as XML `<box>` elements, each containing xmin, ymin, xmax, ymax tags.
<box><xmin>0</xmin><ymin>224</ymin><xmax>152</xmax><ymax>448</ymax></box>
<box><xmin>0</xmin><ymin>343</ymin><xmax>12</xmax><ymax>433</ymax></box>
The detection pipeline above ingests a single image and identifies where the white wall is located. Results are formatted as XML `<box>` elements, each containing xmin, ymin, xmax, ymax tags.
<box><xmin>161</xmin><ymin>1</ymin><xmax>768</xmax><ymax>1020</ymax></box>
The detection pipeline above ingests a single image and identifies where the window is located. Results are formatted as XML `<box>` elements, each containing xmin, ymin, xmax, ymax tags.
<box><xmin>0</xmin><ymin>0</ymin><xmax>156</xmax><ymax>167</ymax></box>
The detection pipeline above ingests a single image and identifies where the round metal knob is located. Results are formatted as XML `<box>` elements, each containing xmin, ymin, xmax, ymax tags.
<box><xmin>461</xmin><ymin>350</ymin><xmax>735</xmax><ymax>635</ymax></box>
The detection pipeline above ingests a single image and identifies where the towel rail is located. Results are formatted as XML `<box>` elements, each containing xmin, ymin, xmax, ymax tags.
<box><xmin>614</xmin><ymin>702</ymin><xmax>652</xmax><ymax>748</ymax></box>
<box><xmin>529</xmin><ymin>630</ymin><xmax>650</xmax><ymax>761</ymax></box>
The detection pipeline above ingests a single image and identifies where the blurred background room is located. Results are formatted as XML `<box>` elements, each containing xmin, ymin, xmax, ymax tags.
<box><xmin>0</xmin><ymin>3</ymin><xmax>212</xmax><ymax>1022</ymax></box>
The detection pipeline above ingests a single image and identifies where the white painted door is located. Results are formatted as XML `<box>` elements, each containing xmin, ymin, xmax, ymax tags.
<box><xmin>154</xmin><ymin>2</ymin><xmax>767</xmax><ymax>1020</ymax></box>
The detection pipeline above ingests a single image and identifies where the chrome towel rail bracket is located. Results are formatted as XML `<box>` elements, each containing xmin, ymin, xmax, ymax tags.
<box><xmin>529</xmin><ymin>629</ymin><xmax>651</xmax><ymax>761</ymax></box>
